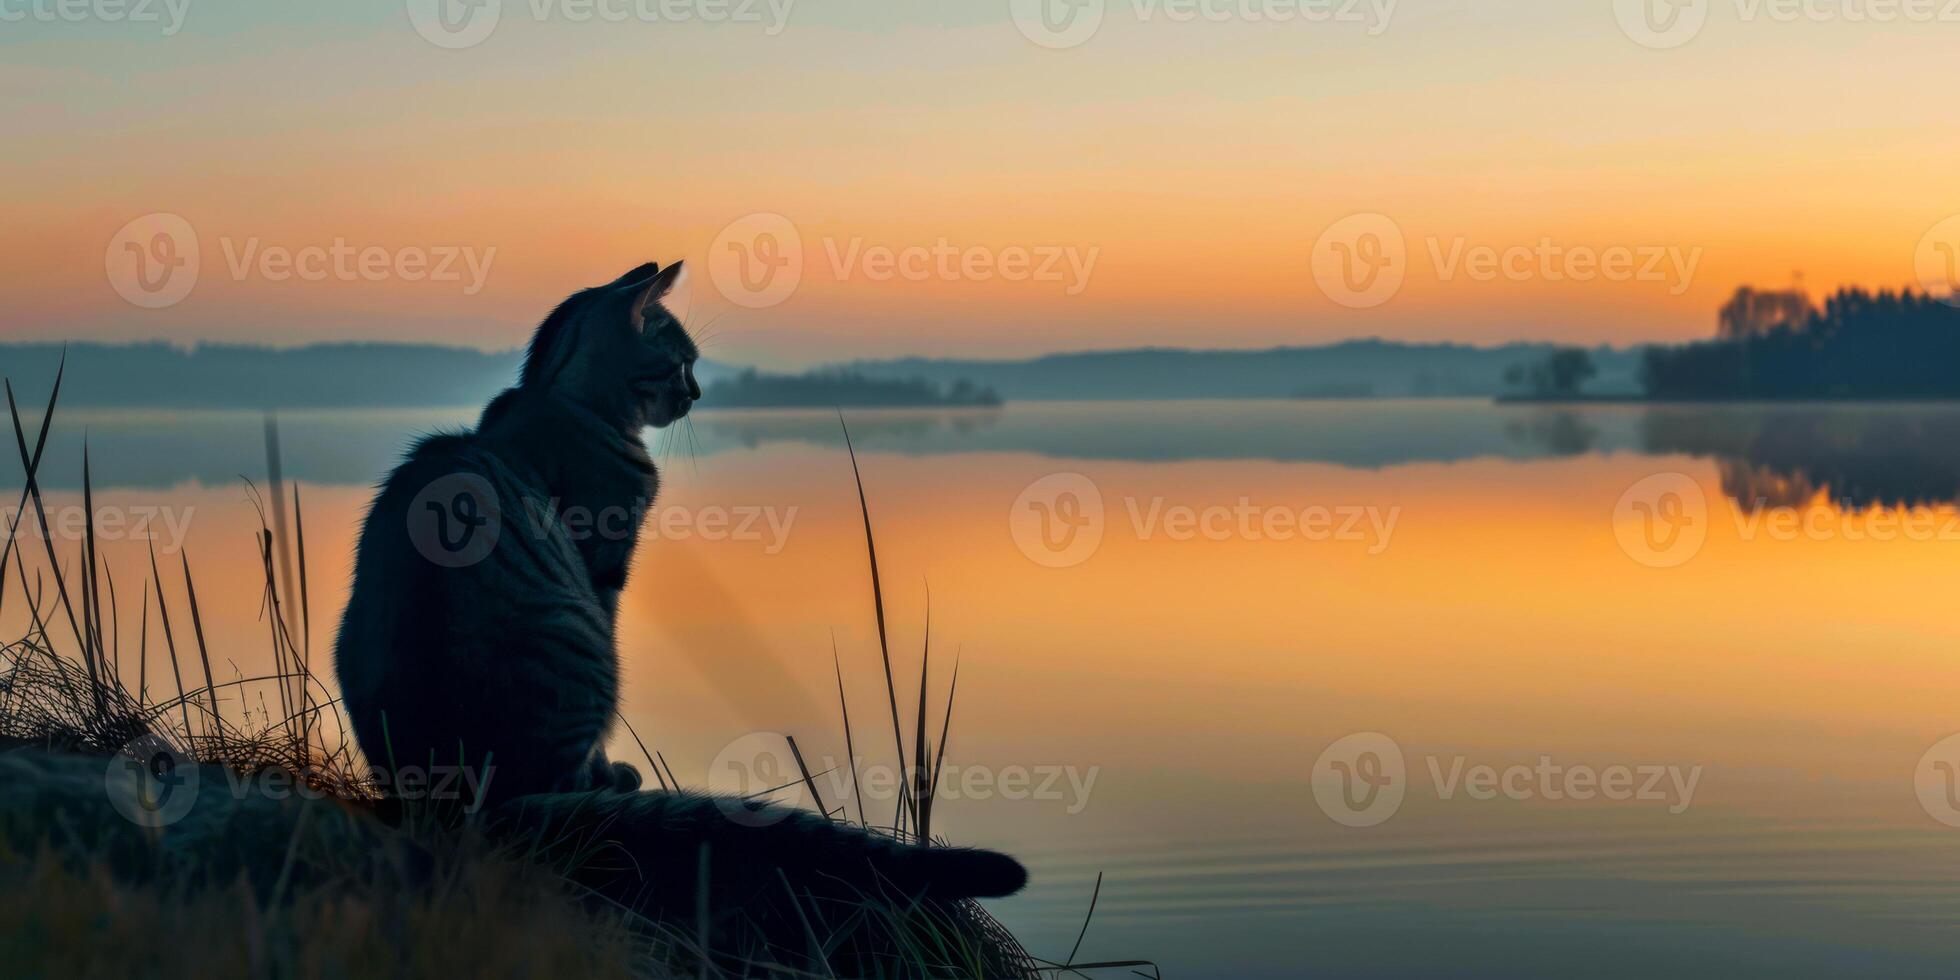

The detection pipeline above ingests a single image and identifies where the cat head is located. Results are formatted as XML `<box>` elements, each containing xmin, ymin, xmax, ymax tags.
<box><xmin>520</xmin><ymin>262</ymin><xmax>702</xmax><ymax>429</ymax></box>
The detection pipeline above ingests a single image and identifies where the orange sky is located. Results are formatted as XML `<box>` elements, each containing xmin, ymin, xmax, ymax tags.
<box><xmin>3</xmin><ymin>2</ymin><xmax>1957</xmax><ymax>366</ymax></box>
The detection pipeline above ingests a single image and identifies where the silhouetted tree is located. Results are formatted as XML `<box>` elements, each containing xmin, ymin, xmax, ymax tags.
<box><xmin>1506</xmin><ymin>347</ymin><xmax>1597</xmax><ymax>397</ymax></box>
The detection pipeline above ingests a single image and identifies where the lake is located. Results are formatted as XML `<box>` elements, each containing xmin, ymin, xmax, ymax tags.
<box><xmin>8</xmin><ymin>398</ymin><xmax>1960</xmax><ymax>978</ymax></box>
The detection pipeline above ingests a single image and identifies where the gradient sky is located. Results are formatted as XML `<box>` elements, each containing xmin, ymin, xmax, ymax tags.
<box><xmin>3</xmin><ymin>0</ymin><xmax>1956</xmax><ymax>367</ymax></box>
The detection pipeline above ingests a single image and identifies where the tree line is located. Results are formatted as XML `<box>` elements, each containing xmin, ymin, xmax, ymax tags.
<box><xmin>1643</xmin><ymin>288</ymin><xmax>1960</xmax><ymax>399</ymax></box>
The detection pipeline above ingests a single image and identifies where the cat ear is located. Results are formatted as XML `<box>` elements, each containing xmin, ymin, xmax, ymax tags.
<box><xmin>609</xmin><ymin>262</ymin><xmax>662</xmax><ymax>288</ymax></box>
<box><xmin>629</xmin><ymin>261</ymin><xmax>687</xmax><ymax>323</ymax></box>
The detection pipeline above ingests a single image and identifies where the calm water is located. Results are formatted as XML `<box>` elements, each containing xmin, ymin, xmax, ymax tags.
<box><xmin>10</xmin><ymin>399</ymin><xmax>1960</xmax><ymax>977</ymax></box>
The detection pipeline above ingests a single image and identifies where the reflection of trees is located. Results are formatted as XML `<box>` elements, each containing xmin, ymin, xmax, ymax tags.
<box><xmin>1503</xmin><ymin>410</ymin><xmax>1599</xmax><ymax>456</ymax></box>
<box><xmin>1639</xmin><ymin>406</ymin><xmax>1960</xmax><ymax>511</ymax></box>
<box><xmin>696</xmin><ymin>409</ymin><xmax>1003</xmax><ymax>452</ymax></box>
<box><xmin>1715</xmin><ymin>460</ymin><xmax>1826</xmax><ymax>511</ymax></box>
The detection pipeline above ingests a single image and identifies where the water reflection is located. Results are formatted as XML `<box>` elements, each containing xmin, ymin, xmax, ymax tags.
<box><xmin>1636</xmin><ymin>406</ymin><xmax>1960</xmax><ymax>510</ymax></box>
<box><xmin>1498</xmin><ymin>403</ymin><xmax>1960</xmax><ymax>509</ymax></box>
<box><xmin>10</xmin><ymin>398</ymin><xmax>1960</xmax><ymax>978</ymax></box>
<box><xmin>13</xmin><ymin>403</ymin><xmax>1960</xmax><ymax>518</ymax></box>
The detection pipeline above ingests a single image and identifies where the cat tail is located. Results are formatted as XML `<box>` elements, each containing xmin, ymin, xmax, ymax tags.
<box><xmin>870</xmin><ymin>839</ymin><xmax>1029</xmax><ymax>901</ymax></box>
<box><xmin>484</xmin><ymin>789</ymin><xmax>1027</xmax><ymax>906</ymax></box>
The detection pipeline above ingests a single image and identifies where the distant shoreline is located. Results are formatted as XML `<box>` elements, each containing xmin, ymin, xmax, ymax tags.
<box><xmin>1495</xmin><ymin>394</ymin><xmax>1960</xmax><ymax>405</ymax></box>
<box><xmin>0</xmin><ymin>339</ymin><xmax>1642</xmax><ymax>409</ymax></box>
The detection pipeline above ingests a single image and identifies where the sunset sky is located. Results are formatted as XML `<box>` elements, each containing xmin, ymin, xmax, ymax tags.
<box><xmin>3</xmin><ymin>0</ymin><xmax>1956</xmax><ymax>367</ymax></box>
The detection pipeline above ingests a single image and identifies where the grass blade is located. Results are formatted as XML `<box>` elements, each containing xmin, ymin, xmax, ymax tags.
<box><xmin>839</xmin><ymin>413</ymin><xmax>909</xmax><ymax>832</ymax></box>
<box><xmin>180</xmin><ymin>551</ymin><xmax>221</xmax><ymax>748</ymax></box>
<box><xmin>1065</xmin><ymin>872</ymin><xmax>1104</xmax><ymax>968</ymax></box>
<box><xmin>784</xmin><ymin>734</ymin><xmax>827</xmax><ymax>820</ymax></box>
<box><xmin>6</xmin><ymin>376</ymin><xmax>101</xmax><ymax>718</ymax></box>
<box><xmin>0</xmin><ymin>349</ymin><xmax>65</xmax><ymax>596</ymax></box>
<box><xmin>148</xmin><ymin>541</ymin><xmax>194</xmax><ymax>745</ymax></box>
<box><xmin>831</xmin><ymin>634</ymin><xmax>865</xmax><ymax>827</ymax></box>
<box><xmin>928</xmin><ymin>648</ymin><xmax>960</xmax><ymax>828</ymax></box>
<box><xmin>913</xmin><ymin>582</ymin><xmax>932</xmax><ymax>843</ymax></box>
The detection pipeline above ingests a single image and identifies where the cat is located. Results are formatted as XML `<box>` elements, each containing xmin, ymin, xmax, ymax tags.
<box><xmin>333</xmin><ymin>262</ymin><xmax>1028</xmax><ymax>916</ymax></box>
<box><xmin>335</xmin><ymin>261</ymin><xmax>692</xmax><ymax>804</ymax></box>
